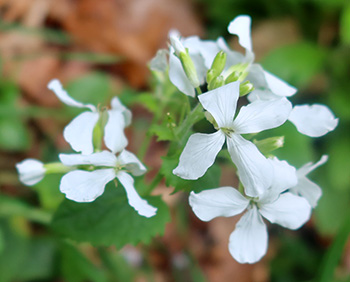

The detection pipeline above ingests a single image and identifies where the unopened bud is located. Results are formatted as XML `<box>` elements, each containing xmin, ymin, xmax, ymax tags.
<box><xmin>210</xmin><ymin>51</ymin><xmax>227</xmax><ymax>77</ymax></box>
<box><xmin>239</xmin><ymin>81</ymin><xmax>254</xmax><ymax>96</ymax></box>
<box><xmin>208</xmin><ymin>75</ymin><xmax>224</xmax><ymax>91</ymax></box>
<box><xmin>254</xmin><ymin>136</ymin><xmax>285</xmax><ymax>155</ymax></box>
<box><xmin>225</xmin><ymin>71</ymin><xmax>241</xmax><ymax>84</ymax></box>
<box><xmin>169</xmin><ymin>34</ymin><xmax>186</xmax><ymax>57</ymax></box>
<box><xmin>179</xmin><ymin>51</ymin><xmax>200</xmax><ymax>88</ymax></box>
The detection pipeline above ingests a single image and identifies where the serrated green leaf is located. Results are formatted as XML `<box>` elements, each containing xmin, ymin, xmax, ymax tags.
<box><xmin>160</xmin><ymin>154</ymin><xmax>221</xmax><ymax>193</ymax></box>
<box><xmin>51</xmin><ymin>184</ymin><xmax>170</xmax><ymax>247</ymax></box>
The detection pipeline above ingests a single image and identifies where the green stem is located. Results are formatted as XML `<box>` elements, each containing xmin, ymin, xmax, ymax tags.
<box><xmin>142</xmin><ymin>172</ymin><xmax>163</xmax><ymax>196</ymax></box>
<box><xmin>44</xmin><ymin>162</ymin><xmax>72</xmax><ymax>174</ymax></box>
<box><xmin>0</xmin><ymin>197</ymin><xmax>52</xmax><ymax>224</ymax></box>
<box><xmin>195</xmin><ymin>87</ymin><xmax>202</xmax><ymax>95</ymax></box>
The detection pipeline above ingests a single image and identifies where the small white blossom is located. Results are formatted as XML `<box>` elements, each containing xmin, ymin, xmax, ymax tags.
<box><xmin>173</xmin><ymin>81</ymin><xmax>292</xmax><ymax>197</ymax></box>
<box><xmin>16</xmin><ymin>159</ymin><xmax>46</xmax><ymax>186</ymax></box>
<box><xmin>290</xmin><ymin>155</ymin><xmax>328</xmax><ymax>207</ymax></box>
<box><xmin>189</xmin><ymin>158</ymin><xmax>311</xmax><ymax>263</ymax></box>
<box><xmin>59</xmin><ymin>150</ymin><xmax>157</xmax><ymax>218</ymax></box>
<box><xmin>48</xmin><ymin>79</ymin><xmax>131</xmax><ymax>154</ymax></box>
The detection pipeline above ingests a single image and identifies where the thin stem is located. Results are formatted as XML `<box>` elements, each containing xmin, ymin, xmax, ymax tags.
<box><xmin>195</xmin><ymin>87</ymin><xmax>202</xmax><ymax>95</ymax></box>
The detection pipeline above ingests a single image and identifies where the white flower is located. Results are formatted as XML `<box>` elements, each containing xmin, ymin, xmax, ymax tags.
<box><xmin>288</xmin><ymin>105</ymin><xmax>338</xmax><ymax>137</ymax></box>
<box><xmin>16</xmin><ymin>159</ymin><xmax>46</xmax><ymax>186</ymax></box>
<box><xmin>48</xmin><ymin>79</ymin><xmax>131</xmax><ymax>155</ymax></box>
<box><xmin>59</xmin><ymin>150</ymin><xmax>157</xmax><ymax>218</ymax></box>
<box><xmin>189</xmin><ymin>158</ymin><xmax>311</xmax><ymax>264</ymax></box>
<box><xmin>290</xmin><ymin>155</ymin><xmax>328</xmax><ymax>208</ymax></box>
<box><xmin>173</xmin><ymin>81</ymin><xmax>292</xmax><ymax>197</ymax></box>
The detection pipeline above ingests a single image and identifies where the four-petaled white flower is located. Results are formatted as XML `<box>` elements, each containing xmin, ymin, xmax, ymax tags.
<box><xmin>173</xmin><ymin>81</ymin><xmax>292</xmax><ymax>197</ymax></box>
<box><xmin>48</xmin><ymin>79</ymin><xmax>131</xmax><ymax>155</ymax></box>
<box><xmin>290</xmin><ymin>155</ymin><xmax>328</xmax><ymax>208</ymax></box>
<box><xmin>59</xmin><ymin>150</ymin><xmax>157</xmax><ymax>218</ymax></box>
<box><xmin>189</xmin><ymin>157</ymin><xmax>311</xmax><ymax>263</ymax></box>
<box><xmin>16</xmin><ymin>159</ymin><xmax>46</xmax><ymax>186</ymax></box>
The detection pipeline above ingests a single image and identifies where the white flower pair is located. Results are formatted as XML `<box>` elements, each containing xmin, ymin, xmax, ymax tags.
<box><xmin>16</xmin><ymin>80</ymin><xmax>157</xmax><ymax>218</ymax></box>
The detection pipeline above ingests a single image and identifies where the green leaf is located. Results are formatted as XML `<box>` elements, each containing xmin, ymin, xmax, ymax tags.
<box><xmin>15</xmin><ymin>237</ymin><xmax>57</xmax><ymax>281</ymax></box>
<box><xmin>60</xmin><ymin>242</ymin><xmax>107</xmax><ymax>282</ymax></box>
<box><xmin>160</xmin><ymin>154</ymin><xmax>221</xmax><ymax>193</ymax></box>
<box><xmin>0</xmin><ymin>118</ymin><xmax>30</xmax><ymax>151</ymax></box>
<box><xmin>51</xmin><ymin>184</ymin><xmax>170</xmax><ymax>247</ymax></box>
<box><xmin>318</xmin><ymin>215</ymin><xmax>350</xmax><ymax>282</ymax></box>
<box><xmin>149</xmin><ymin>120</ymin><xmax>175</xmax><ymax>142</ymax></box>
<box><xmin>133</xmin><ymin>93</ymin><xmax>159</xmax><ymax>113</ymax></box>
<box><xmin>261</xmin><ymin>42</ymin><xmax>327</xmax><ymax>88</ymax></box>
<box><xmin>65</xmin><ymin>72</ymin><xmax>114</xmax><ymax>109</ymax></box>
<box><xmin>341</xmin><ymin>4</ymin><xmax>350</xmax><ymax>45</ymax></box>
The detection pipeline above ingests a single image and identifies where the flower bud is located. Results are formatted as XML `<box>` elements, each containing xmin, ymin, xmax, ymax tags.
<box><xmin>169</xmin><ymin>34</ymin><xmax>186</xmax><ymax>57</ymax></box>
<box><xmin>179</xmin><ymin>51</ymin><xmax>200</xmax><ymax>88</ymax></box>
<box><xmin>16</xmin><ymin>159</ymin><xmax>46</xmax><ymax>186</ymax></box>
<box><xmin>208</xmin><ymin>75</ymin><xmax>224</xmax><ymax>91</ymax></box>
<box><xmin>225</xmin><ymin>71</ymin><xmax>241</xmax><ymax>84</ymax></box>
<box><xmin>253</xmin><ymin>136</ymin><xmax>285</xmax><ymax>155</ymax></box>
<box><xmin>239</xmin><ymin>81</ymin><xmax>254</xmax><ymax>96</ymax></box>
<box><xmin>210</xmin><ymin>51</ymin><xmax>227</xmax><ymax>77</ymax></box>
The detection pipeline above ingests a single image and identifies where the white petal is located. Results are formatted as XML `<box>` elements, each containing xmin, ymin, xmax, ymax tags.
<box><xmin>227</xmin><ymin>134</ymin><xmax>273</xmax><ymax>197</ymax></box>
<box><xmin>169</xmin><ymin>31</ymin><xmax>186</xmax><ymax>56</ymax></box>
<box><xmin>288</xmin><ymin>104</ymin><xmax>339</xmax><ymax>137</ymax></box>
<box><xmin>104</xmin><ymin>109</ymin><xmax>128</xmax><ymax>154</ymax></box>
<box><xmin>118</xmin><ymin>150</ymin><xmax>146</xmax><ymax>176</ymax></box>
<box><xmin>184</xmin><ymin>36</ymin><xmax>221</xmax><ymax>69</ymax></box>
<box><xmin>259</xmin><ymin>193</ymin><xmax>311</xmax><ymax>230</ymax></box>
<box><xmin>264</xmin><ymin>70</ymin><xmax>297</xmax><ymax>97</ymax></box>
<box><xmin>60</xmin><ymin>169</ymin><xmax>116</xmax><ymax>202</ymax></box>
<box><xmin>149</xmin><ymin>49</ymin><xmax>169</xmax><ymax>72</ymax></box>
<box><xmin>189</xmin><ymin>187</ymin><xmax>249</xmax><ymax>221</ymax></box>
<box><xmin>110</xmin><ymin>97</ymin><xmax>132</xmax><ymax>127</ymax></box>
<box><xmin>173</xmin><ymin>131</ymin><xmax>225</xmax><ymax>180</ymax></box>
<box><xmin>233</xmin><ymin>98</ymin><xmax>292</xmax><ymax>134</ymax></box>
<box><xmin>227</xmin><ymin>15</ymin><xmax>252</xmax><ymax>53</ymax></box>
<box><xmin>290</xmin><ymin>177</ymin><xmax>322</xmax><ymax>208</ymax></box>
<box><xmin>59</xmin><ymin>151</ymin><xmax>117</xmax><ymax>167</ymax></box>
<box><xmin>247</xmin><ymin>89</ymin><xmax>277</xmax><ymax>102</ymax></box>
<box><xmin>16</xmin><ymin>159</ymin><xmax>45</xmax><ymax>186</ymax></box>
<box><xmin>63</xmin><ymin>111</ymin><xmax>99</xmax><ymax>155</ymax></box>
<box><xmin>168</xmin><ymin>49</ymin><xmax>195</xmax><ymax>97</ymax></box>
<box><xmin>47</xmin><ymin>79</ymin><xmax>96</xmax><ymax>111</ymax></box>
<box><xmin>116</xmin><ymin>171</ymin><xmax>157</xmax><ymax>218</ymax></box>
<box><xmin>297</xmin><ymin>155</ymin><xmax>328</xmax><ymax>177</ymax></box>
<box><xmin>217</xmin><ymin>37</ymin><xmax>247</xmax><ymax>68</ymax></box>
<box><xmin>198</xmin><ymin>81</ymin><xmax>240</xmax><ymax>128</ymax></box>
<box><xmin>228</xmin><ymin>206</ymin><xmax>268</xmax><ymax>264</ymax></box>
<box><xmin>259</xmin><ymin>157</ymin><xmax>298</xmax><ymax>203</ymax></box>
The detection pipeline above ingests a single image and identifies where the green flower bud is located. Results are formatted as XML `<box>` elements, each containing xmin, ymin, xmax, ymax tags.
<box><xmin>208</xmin><ymin>75</ymin><xmax>224</xmax><ymax>91</ymax></box>
<box><xmin>239</xmin><ymin>81</ymin><xmax>254</xmax><ymax>96</ymax></box>
<box><xmin>253</xmin><ymin>136</ymin><xmax>285</xmax><ymax>155</ymax></box>
<box><xmin>224</xmin><ymin>63</ymin><xmax>249</xmax><ymax>82</ymax></box>
<box><xmin>206</xmin><ymin>69</ymin><xmax>216</xmax><ymax>85</ymax></box>
<box><xmin>210</xmin><ymin>51</ymin><xmax>227</xmax><ymax>77</ymax></box>
<box><xmin>179</xmin><ymin>50</ymin><xmax>200</xmax><ymax>88</ymax></box>
<box><xmin>225</xmin><ymin>71</ymin><xmax>241</xmax><ymax>84</ymax></box>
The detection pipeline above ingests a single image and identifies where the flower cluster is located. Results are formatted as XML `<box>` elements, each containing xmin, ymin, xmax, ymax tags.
<box><xmin>16</xmin><ymin>79</ymin><xmax>157</xmax><ymax>218</ymax></box>
<box><xmin>151</xmin><ymin>15</ymin><xmax>338</xmax><ymax>263</ymax></box>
